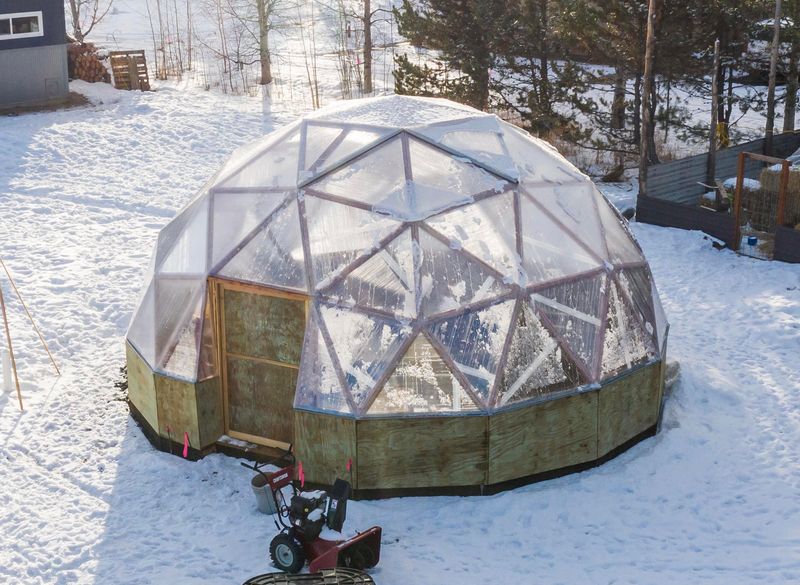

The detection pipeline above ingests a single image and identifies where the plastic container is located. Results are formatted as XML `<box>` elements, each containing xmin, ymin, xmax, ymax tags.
<box><xmin>747</xmin><ymin>236</ymin><xmax>758</xmax><ymax>246</ymax></box>
<box><xmin>251</xmin><ymin>474</ymin><xmax>278</xmax><ymax>515</ymax></box>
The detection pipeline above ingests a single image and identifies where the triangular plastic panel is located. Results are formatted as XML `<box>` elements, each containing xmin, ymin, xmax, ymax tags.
<box><xmin>601</xmin><ymin>281</ymin><xmax>657</xmax><ymax>378</ymax></box>
<box><xmin>161</xmin><ymin>285</ymin><xmax>206</xmax><ymax>380</ymax></box>
<box><xmin>305</xmin><ymin>195</ymin><xmax>401</xmax><ymax>290</ymax></box>
<box><xmin>426</xmin><ymin>192</ymin><xmax>521</xmax><ymax>283</ymax></box>
<box><xmin>155</xmin><ymin>195</ymin><xmax>206</xmax><ymax>270</ymax></box>
<box><xmin>496</xmin><ymin>301</ymin><xmax>582</xmax><ymax>408</ymax></box>
<box><xmin>617</xmin><ymin>266</ymin><xmax>658</xmax><ymax>352</ymax></box>
<box><xmin>524</xmin><ymin>183</ymin><xmax>608</xmax><ymax>262</ymax></box>
<box><xmin>326</xmin><ymin>228</ymin><xmax>415</xmax><ymax>318</ymax></box>
<box><xmin>127</xmin><ymin>282</ymin><xmax>156</xmax><ymax>367</ymax></box>
<box><xmin>595</xmin><ymin>194</ymin><xmax>645</xmax><ymax>265</ymax></box>
<box><xmin>302</xmin><ymin>124</ymin><xmax>343</xmax><ymax>173</ymax></box>
<box><xmin>519</xmin><ymin>192</ymin><xmax>603</xmax><ymax>286</ymax></box>
<box><xmin>309</xmin><ymin>95</ymin><xmax>483</xmax><ymax>127</ymax></box>
<box><xmin>153</xmin><ymin>276</ymin><xmax>205</xmax><ymax>378</ymax></box>
<box><xmin>294</xmin><ymin>310</ymin><xmax>351</xmax><ymax>415</ymax></box>
<box><xmin>417</xmin><ymin>228</ymin><xmax>509</xmax><ymax>318</ymax></box>
<box><xmin>428</xmin><ymin>299</ymin><xmax>515</xmax><ymax>406</ymax></box>
<box><xmin>213</xmin><ymin>121</ymin><xmax>301</xmax><ymax>187</ymax></box>
<box><xmin>651</xmin><ymin>279</ymin><xmax>668</xmax><ymax>355</ymax></box>
<box><xmin>319</xmin><ymin>304</ymin><xmax>412</xmax><ymax>409</ymax></box>
<box><xmin>413</xmin><ymin>116</ymin><xmax>517</xmax><ymax>179</ymax></box>
<box><xmin>158</xmin><ymin>194</ymin><xmax>210</xmax><ymax>275</ymax></box>
<box><xmin>367</xmin><ymin>334</ymin><xmax>479</xmax><ymax>415</ymax></box>
<box><xmin>531</xmin><ymin>273</ymin><xmax>606</xmax><ymax>376</ymax></box>
<box><xmin>197</xmin><ymin>291</ymin><xmax>217</xmax><ymax>381</ymax></box>
<box><xmin>218</xmin><ymin>199</ymin><xmax>307</xmax><ymax>291</ymax></box>
<box><xmin>216</xmin><ymin>127</ymin><xmax>302</xmax><ymax>189</ymax></box>
<box><xmin>210</xmin><ymin>191</ymin><xmax>289</xmax><ymax>269</ymax></box>
<box><xmin>309</xmin><ymin>136</ymin><xmax>406</xmax><ymax>207</ymax></box>
<box><xmin>500</xmin><ymin>124</ymin><xmax>585</xmax><ymax>184</ymax></box>
<box><xmin>310</xmin><ymin>127</ymin><xmax>396</xmax><ymax>177</ymax></box>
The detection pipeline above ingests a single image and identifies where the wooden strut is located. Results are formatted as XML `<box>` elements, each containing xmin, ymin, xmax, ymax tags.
<box><xmin>0</xmin><ymin>258</ymin><xmax>60</xmax><ymax>376</ymax></box>
<box><xmin>0</xmin><ymin>283</ymin><xmax>23</xmax><ymax>411</ymax></box>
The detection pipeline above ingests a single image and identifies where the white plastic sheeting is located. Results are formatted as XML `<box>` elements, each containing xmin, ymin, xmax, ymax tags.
<box><xmin>127</xmin><ymin>95</ymin><xmax>667</xmax><ymax>414</ymax></box>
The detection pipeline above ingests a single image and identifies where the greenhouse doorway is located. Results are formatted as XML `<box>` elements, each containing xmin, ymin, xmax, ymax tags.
<box><xmin>212</xmin><ymin>278</ymin><xmax>308</xmax><ymax>449</ymax></box>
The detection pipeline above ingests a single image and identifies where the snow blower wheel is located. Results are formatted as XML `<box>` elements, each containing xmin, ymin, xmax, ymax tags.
<box><xmin>270</xmin><ymin>533</ymin><xmax>305</xmax><ymax>574</ymax></box>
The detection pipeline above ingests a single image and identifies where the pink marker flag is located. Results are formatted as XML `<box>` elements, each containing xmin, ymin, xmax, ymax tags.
<box><xmin>182</xmin><ymin>432</ymin><xmax>189</xmax><ymax>458</ymax></box>
<box><xmin>298</xmin><ymin>461</ymin><xmax>305</xmax><ymax>488</ymax></box>
<box><xmin>346</xmin><ymin>458</ymin><xmax>352</xmax><ymax>472</ymax></box>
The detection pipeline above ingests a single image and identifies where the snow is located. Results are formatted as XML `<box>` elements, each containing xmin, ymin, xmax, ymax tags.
<box><xmin>1</xmin><ymin>80</ymin><xmax>800</xmax><ymax>585</ymax></box>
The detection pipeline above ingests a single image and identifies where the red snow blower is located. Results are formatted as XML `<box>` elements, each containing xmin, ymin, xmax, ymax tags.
<box><xmin>242</xmin><ymin>462</ymin><xmax>382</xmax><ymax>575</ymax></box>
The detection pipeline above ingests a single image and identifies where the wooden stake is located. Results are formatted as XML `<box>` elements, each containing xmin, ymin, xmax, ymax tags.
<box><xmin>708</xmin><ymin>39</ymin><xmax>721</xmax><ymax>196</ymax></box>
<box><xmin>0</xmin><ymin>258</ymin><xmax>60</xmax><ymax>376</ymax></box>
<box><xmin>0</xmin><ymin>283</ymin><xmax>23</xmax><ymax>411</ymax></box>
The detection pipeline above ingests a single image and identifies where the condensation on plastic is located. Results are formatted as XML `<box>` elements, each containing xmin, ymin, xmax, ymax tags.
<box><xmin>428</xmin><ymin>299</ymin><xmax>515</xmax><ymax>406</ymax></box>
<box><xmin>216</xmin><ymin>126</ymin><xmax>302</xmax><ymax>189</ymax></box>
<box><xmin>217</xmin><ymin>199</ymin><xmax>307</xmax><ymax>291</ymax></box>
<box><xmin>426</xmin><ymin>192</ymin><xmax>521</xmax><ymax>283</ymax></box>
<box><xmin>518</xmin><ymin>192</ymin><xmax>602</xmax><ymax>285</ymax></box>
<box><xmin>304</xmin><ymin>195</ymin><xmax>401</xmax><ymax>290</ymax></box>
<box><xmin>417</xmin><ymin>228</ymin><xmax>509</xmax><ymax>317</ymax></box>
<box><xmin>617</xmin><ymin>266</ymin><xmax>659</xmax><ymax>355</ymax></box>
<box><xmin>595</xmin><ymin>194</ymin><xmax>645</xmax><ymax>266</ymax></box>
<box><xmin>310</xmin><ymin>127</ymin><xmax>396</xmax><ymax>177</ymax></box>
<box><xmin>158</xmin><ymin>194</ymin><xmax>210</xmax><ymax>275</ymax></box>
<box><xmin>326</xmin><ymin>228</ymin><xmax>416</xmax><ymax>318</ymax></box>
<box><xmin>496</xmin><ymin>301</ymin><xmax>580</xmax><ymax>407</ymax></box>
<box><xmin>319</xmin><ymin>304</ymin><xmax>412</xmax><ymax>409</ymax></box>
<box><xmin>197</xmin><ymin>291</ymin><xmax>217</xmax><ymax>381</ymax></box>
<box><xmin>367</xmin><ymin>333</ymin><xmax>479</xmax><ymax>415</ymax></box>
<box><xmin>525</xmin><ymin>183</ymin><xmax>608</xmax><ymax>262</ymax></box>
<box><xmin>302</xmin><ymin>124</ymin><xmax>343</xmax><ymax>172</ymax></box>
<box><xmin>651</xmin><ymin>278</ymin><xmax>668</xmax><ymax>355</ymax></box>
<box><xmin>532</xmin><ymin>274</ymin><xmax>606</xmax><ymax>376</ymax></box>
<box><xmin>210</xmin><ymin>191</ymin><xmax>289</xmax><ymax>270</ymax></box>
<box><xmin>161</xmin><ymin>284</ymin><xmax>206</xmax><ymax>379</ymax></box>
<box><xmin>293</xmin><ymin>310</ymin><xmax>351</xmax><ymax>415</ymax></box>
<box><xmin>500</xmin><ymin>124</ymin><xmax>585</xmax><ymax>184</ymax></box>
<box><xmin>601</xmin><ymin>280</ymin><xmax>657</xmax><ymax>379</ymax></box>
<box><xmin>153</xmin><ymin>277</ymin><xmax>205</xmax><ymax>378</ymax></box>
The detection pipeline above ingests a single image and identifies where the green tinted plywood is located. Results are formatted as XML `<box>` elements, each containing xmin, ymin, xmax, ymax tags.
<box><xmin>154</xmin><ymin>373</ymin><xmax>200</xmax><ymax>448</ymax></box>
<box><xmin>196</xmin><ymin>376</ymin><xmax>223</xmax><ymax>448</ymax></box>
<box><xmin>227</xmin><ymin>356</ymin><xmax>296</xmax><ymax>444</ymax></box>
<box><xmin>126</xmin><ymin>342</ymin><xmax>158</xmax><ymax>432</ymax></box>
<box><xmin>294</xmin><ymin>410</ymin><xmax>357</xmax><ymax>486</ymax></box>
<box><xmin>223</xmin><ymin>289</ymin><xmax>305</xmax><ymax>364</ymax></box>
<box><xmin>356</xmin><ymin>416</ymin><xmax>487</xmax><ymax>489</ymax></box>
<box><xmin>597</xmin><ymin>362</ymin><xmax>661</xmax><ymax>457</ymax></box>
<box><xmin>488</xmin><ymin>392</ymin><xmax>597</xmax><ymax>484</ymax></box>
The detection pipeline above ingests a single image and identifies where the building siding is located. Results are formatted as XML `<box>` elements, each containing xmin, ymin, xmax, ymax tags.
<box><xmin>0</xmin><ymin>43</ymin><xmax>68</xmax><ymax>107</ymax></box>
<box><xmin>0</xmin><ymin>0</ymin><xmax>67</xmax><ymax>50</ymax></box>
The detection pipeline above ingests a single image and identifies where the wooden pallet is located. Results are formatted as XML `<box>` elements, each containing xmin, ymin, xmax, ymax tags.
<box><xmin>109</xmin><ymin>50</ymin><xmax>151</xmax><ymax>91</ymax></box>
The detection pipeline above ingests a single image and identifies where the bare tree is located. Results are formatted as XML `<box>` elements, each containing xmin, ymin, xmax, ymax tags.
<box><xmin>67</xmin><ymin>0</ymin><xmax>114</xmax><ymax>42</ymax></box>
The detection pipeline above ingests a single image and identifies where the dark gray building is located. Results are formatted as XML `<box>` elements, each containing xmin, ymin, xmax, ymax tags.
<box><xmin>0</xmin><ymin>0</ymin><xmax>68</xmax><ymax>108</ymax></box>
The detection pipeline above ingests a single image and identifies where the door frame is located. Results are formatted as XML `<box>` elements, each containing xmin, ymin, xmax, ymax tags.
<box><xmin>209</xmin><ymin>277</ymin><xmax>309</xmax><ymax>449</ymax></box>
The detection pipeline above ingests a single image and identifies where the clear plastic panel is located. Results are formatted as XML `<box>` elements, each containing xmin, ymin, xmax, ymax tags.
<box><xmin>313</xmin><ymin>128</ymin><xmax>396</xmax><ymax>175</ymax></box>
<box><xmin>309</xmin><ymin>136</ymin><xmax>406</xmax><ymax>208</ymax></box>
<box><xmin>596</xmin><ymin>193</ymin><xmax>645</xmax><ymax>265</ymax></box>
<box><xmin>213</xmin><ymin>121</ymin><xmax>300</xmax><ymax>187</ymax></box>
<box><xmin>519</xmin><ymin>193</ymin><xmax>603</xmax><ymax>286</ymax></box>
<box><xmin>326</xmin><ymin>229</ymin><xmax>415</xmax><ymax>318</ymax></box>
<box><xmin>651</xmin><ymin>279</ymin><xmax>668</xmax><ymax>355</ymax></box>
<box><xmin>305</xmin><ymin>196</ymin><xmax>401</xmax><ymax>290</ymax></box>
<box><xmin>218</xmin><ymin>199</ymin><xmax>307</xmax><ymax>291</ymax></box>
<box><xmin>367</xmin><ymin>334</ymin><xmax>479</xmax><ymax>415</ymax></box>
<box><xmin>161</xmin><ymin>286</ymin><xmax>205</xmax><ymax>380</ymax></box>
<box><xmin>417</xmin><ymin>228</ymin><xmax>509</xmax><ymax>317</ymax></box>
<box><xmin>157</xmin><ymin>194</ymin><xmax>210</xmax><ymax>274</ymax></box>
<box><xmin>294</xmin><ymin>310</ymin><xmax>352</xmax><ymax>415</ymax></box>
<box><xmin>428</xmin><ymin>299</ymin><xmax>515</xmax><ymax>406</ymax></box>
<box><xmin>601</xmin><ymin>281</ymin><xmax>657</xmax><ymax>378</ymax></box>
<box><xmin>617</xmin><ymin>267</ymin><xmax>658</xmax><ymax>352</ymax></box>
<box><xmin>210</xmin><ymin>191</ymin><xmax>289</xmax><ymax>270</ymax></box>
<box><xmin>127</xmin><ymin>282</ymin><xmax>156</xmax><ymax>366</ymax></box>
<box><xmin>525</xmin><ymin>183</ymin><xmax>608</xmax><ymax>261</ymax></box>
<box><xmin>426</xmin><ymin>192</ymin><xmax>521</xmax><ymax>283</ymax></box>
<box><xmin>496</xmin><ymin>301</ymin><xmax>581</xmax><ymax>408</ymax></box>
<box><xmin>500</xmin><ymin>123</ymin><xmax>585</xmax><ymax>184</ymax></box>
<box><xmin>197</xmin><ymin>291</ymin><xmax>217</xmax><ymax>380</ymax></box>
<box><xmin>302</xmin><ymin>124</ymin><xmax>343</xmax><ymax>172</ymax></box>
<box><xmin>320</xmin><ymin>304</ymin><xmax>412</xmax><ymax>408</ymax></box>
<box><xmin>216</xmin><ymin>126</ymin><xmax>302</xmax><ymax>189</ymax></box>
<box><xmin>153</xmin><ymin>276</ymin><xmax>205</xmax><ymax>377</ymax></box>
<box><xmin>310</xmin><ymin>95</ymin><xmax>481</xmax><ymax>127</ymax></box>
<box><xmin>532</xmin><ymin>274</ymin><xmax>605</xmax><ymax>376</ymax></box>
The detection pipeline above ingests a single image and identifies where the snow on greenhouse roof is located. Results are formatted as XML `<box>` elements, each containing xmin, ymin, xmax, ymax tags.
<box><xmin>127</xmin><ymin>96</ymin><xmax>667</xmax><ymax>417</ymax></box>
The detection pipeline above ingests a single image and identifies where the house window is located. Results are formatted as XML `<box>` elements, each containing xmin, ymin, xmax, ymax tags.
<box><xmin>0</xmin><ymin>12</ymin><xmax>44</xmax><ymax>40</ymax></box>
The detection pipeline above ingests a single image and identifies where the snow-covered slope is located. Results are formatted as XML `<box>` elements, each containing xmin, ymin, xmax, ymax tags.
<box><xmin>1</xmin><ymin>82</ymin><xmax>799</xmax><ymax>585</ymax></box>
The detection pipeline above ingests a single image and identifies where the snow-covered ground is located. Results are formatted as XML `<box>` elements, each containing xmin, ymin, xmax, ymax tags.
<box><xmin>1</xmin><ymin>80</ymin><xmax>800</xmax><ymax>585</ymax></box>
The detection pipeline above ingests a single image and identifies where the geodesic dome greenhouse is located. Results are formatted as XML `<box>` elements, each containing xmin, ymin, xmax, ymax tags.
<box><xmin>126</xmin><ymin>95</ymin><xmax>668</xmax><ymax>494</ymax></box>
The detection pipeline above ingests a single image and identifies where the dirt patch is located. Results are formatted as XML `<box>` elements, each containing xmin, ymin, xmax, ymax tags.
<box><xmin>0</xmin><ymin>91</ymin><xmax>91</xmax><ymax>117</ymax></box>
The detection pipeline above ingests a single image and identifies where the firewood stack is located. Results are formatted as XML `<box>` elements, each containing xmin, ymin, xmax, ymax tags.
<box><xmin>68</xmin><ymin>43</ymin><xmax>112</xmax><ymax>84</ymax></box>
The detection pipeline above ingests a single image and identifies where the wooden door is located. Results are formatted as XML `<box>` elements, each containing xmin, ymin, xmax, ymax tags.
<box><xmin>214</xmin><ymin>279</ymin><xmax>307</xmax><ymax>448</ymax></box>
